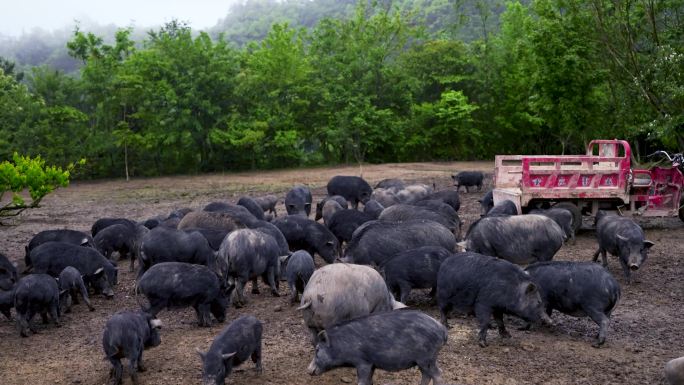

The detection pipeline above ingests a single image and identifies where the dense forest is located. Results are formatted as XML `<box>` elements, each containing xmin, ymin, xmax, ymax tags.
<box><xmin>0</xmin><ymin>0</ymin><xmax>682</xmax><ymax>178</ymax></box>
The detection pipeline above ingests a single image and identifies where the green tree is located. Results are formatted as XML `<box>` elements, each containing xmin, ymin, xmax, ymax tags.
<box><xmin>474</xmin><ymin>1</ymin><xmax>542</xmax><ymax>155</ymax></box>
<box><xmin>309</xmin><ymin>2</ymin><xmax>416</xmax><ymax>164</ymax></box>
<box><xmin>405</xmin><ymin>90</ymin><xmax>479</xmax><ymax>159</ymax></box>
<box><xmin>0</xmin><ymin>153</ymin><xmax>83</xmax><ymax>221</ymax></box>
<box><xmin>0</xmin><ymin>70</ymin><xmax>41</xmax><ymax>159</ymax></box>
<box><xmin>399</xmin><ymin>39</ymin><xmax>472</xmax><ymax>104</ymax></box>
<box><xmin>588</xmin><ymin>0</ymin><xmax>684</xmax><ymax>150</ymax></box>
<box><xmin>67</xmin><ymin>27</ymin><xmax>136</xmax><ymax>177</ymax></box>
<box><xmin>122</xmin><ymin>22</ymin><xmax>241</xmax><ymax>173</ymax></box>
<box><xmin>0</xmin><ymin>57</ymin><xmax>24</xmax><ymax>81</ymax></box>
<box><xmin>527</xmin><ymin>0</ymin><xmax>609</xmax><ymax>153</ymax></box>
<box><xmin>217</xmin><ymin>23</ymin><xmax>312</xmax><ymax>168</ymax></box>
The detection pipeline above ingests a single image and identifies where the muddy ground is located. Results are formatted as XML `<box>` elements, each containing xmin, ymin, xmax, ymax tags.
<box><xmin>0</xmin><ymin>161</ymin><xmax>682</xmax><ymax>385</ymax></box>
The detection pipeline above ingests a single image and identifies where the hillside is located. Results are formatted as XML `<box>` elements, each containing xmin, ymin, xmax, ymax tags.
<box><xmin>0</xmin><ymin>0</ymin><xmax>509</xmax><ymax>72</ymax></box>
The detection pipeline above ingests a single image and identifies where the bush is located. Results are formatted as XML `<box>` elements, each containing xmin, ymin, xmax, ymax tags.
<box><xmin>0</xmin><ymin>153</ymin><xmax>84</xmax><ymax>221</ymax></box>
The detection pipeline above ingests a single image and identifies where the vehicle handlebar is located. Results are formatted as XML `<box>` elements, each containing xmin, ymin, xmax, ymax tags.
<box><xmin>647</xmin><ymin>150</ymin><xmax>683</xmax><ymax>170</ymax></box>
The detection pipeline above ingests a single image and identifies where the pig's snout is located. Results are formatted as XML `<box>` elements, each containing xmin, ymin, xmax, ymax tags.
<box><xmin>541</xmin><ymin>313</ymin><xmax>555</xmax><ymax>327</ymax></box>
<box><xmin>307</xmin><ymin>360</ymin><xmax>319</xmax><ymax>376</ymax></box>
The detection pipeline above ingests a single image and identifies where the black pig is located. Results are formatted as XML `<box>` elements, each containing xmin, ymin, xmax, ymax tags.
<box><xmin>253</xmin><ymin>195</ymin><xmax>278</xmax><ymax>217</ymax></box>
<box><xmin>138</xmin><ymin>227</ymin><xmax>216</xmax><ymax>277</ymax></box>
<box><xmin>451</xmin><ymin>171</ymin><xmax>484</xmax><ymax>192</ymax></box>
<box><xmin>30</xmin><ymin>241</ymin><xmax>118</xmax><ymax>298</ymax></box>
<box><xmin>437</xmin><ymin>252</ymin><xmax>552</xmax><ymax>347</ymax></box>
<box><xmin>362</xmin><ymin>199</ymin><xmax>384</xmax><ymax>219</ymax></box>
<box><xmin>342</xmin><ymin>220</ymin><xmax>456</xmax><ymax>267</ymax></box>
<box><xmin>326</xmin><ymin>176</ymin><xmax>373</xmax><ymax>209</ymax></box>
<box><xmin>280</xmin><ymin>250</ymin><xmax>315</xmax><ymax>304</ymax></box>
<box><xmin>58</xmin><ymin>266</ymin><xmax>95</xmax><ymax>312</ymax></box>
<box><xmin>327</xmin><ymin>209</ymin><xmax>375</xmax><ymax>244</ymax></box>
<box><xmin>525</xmin><ymin>261</ymin><xmax>620</xmax><ymax>347</ymax></box>
<box><xmin>183</xmin><ymin>228</ymin><xmax>229</xmax><ymax>251</ymax></box>
<box><xmin>217</xmin><ymin>229</ymin><xmax>280</xmax><ymax>307</ymax></box>
<box><xmin>315</xmin><ymin>195</ymin><xmax>348</xmax><ymax>221</ymax></box>
<box><xmin>0</xmin><ymin>252</ymin><xmax>18</xmax><ymax>290</ymax></box>
<box><xmin>417</xmin><ymin>189</ymin><xmax>461</xmax><ymax>212</ymax></box>
<box><xmin>272</xmin><ymin>216</ymin><xmax>339</xmax><ymax>264</ymax></box>
<box><xmin>382</xmin><ymin>246</ymin><xmax>452</xmax><ymax>303</ymax></box>
<box><xmin>379</xmin><ymin>204</ymin><xmax>462</xmax><ymax>240</ymax></box>
<box><xmin>25</xmin><ymin>229</ymin><xmax>94</xmax><ymax>268</ymax></box>
<box><xmin>237</xmin><ymin>196</ymin><xmax>265</xmax><ymax>221</ymax></box>
<box><xmin>593</xmin><ymin>211</ymin><xmax>654</xmax><ymax>283</ymax></box>
<box><xmin>14</xmin><ymin>274</ymin><xmax>62</xmax><ymax>337</ymax></box>
<box><xmin>529</xmin><ymin>207</ymin><xmax>574</xmax><ymax>242</ymax></box>
<box><xmin>102</xmin><ymin>311</ymin><xmax>162</xmax><ymax>385</ymax></box>
<box><xmin>91</xmin><ymin>217</ymin><xmax>137</xmax><ymax>237</ymax></box>
<box><xmin>460</xmin><ymin>214</ymin><xmax>564</xmax><ymax>264</ymax></box>
<box><xmin>285</xmin><ymin>185</ymin><xmax>313</xmax><ymax>217</ymax></box>
<box><xmin>485</xmin><ymin>199</ymin><xmax>518</xmax><ymax>217</ymax></box>
<box><xmin>374</xmin><ymin>178</ymin><xmax>405</xmax><ymax>190</ymax></box>
<box><xmin>94</xmin><ymin>223</ymin><xmax>147</xmax><ymax>272</ymax></box>
<box><xmin>137</xmin><ymin>262</ymin><xmax>226</xmax><ymax>326</ymax></box>
<box><xmin>197</xmin><ymin>315</ymin><xmax>263</xmax><ymax>385</ymax></box>
<box><xmin>0</xmin><ymin>288</ymin><xmax>14</xmax><ymax>320</ymax></box>
<box><xmin>478</xmin><ymin>190</ymin><xmax>494</xmax><ymax>216</ymax></box>
<box><xmin>307</xmin><ymin>310</ymin><xmax>447</xmax><ymax>385</ymax></box>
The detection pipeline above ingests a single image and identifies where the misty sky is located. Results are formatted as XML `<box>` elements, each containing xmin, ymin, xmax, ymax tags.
<box><xmin>0</xmin><ymin>0</ymin><xmax>238</xmax><ymax>36</ymax></box>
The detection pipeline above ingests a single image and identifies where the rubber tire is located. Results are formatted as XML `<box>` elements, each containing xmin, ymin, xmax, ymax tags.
<box><xmin>554</xmin><ymin>202</ymin><xmax>582</xmax><ymax>233</ymax></box>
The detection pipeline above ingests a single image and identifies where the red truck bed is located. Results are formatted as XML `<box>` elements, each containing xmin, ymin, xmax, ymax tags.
<box><xmin>493</xmin><ymin>140</ymin><xmax>631</xmax><ymax>212</ymax></box>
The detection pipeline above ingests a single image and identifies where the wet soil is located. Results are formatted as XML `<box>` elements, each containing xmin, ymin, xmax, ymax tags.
<box><xmin>0</xmin><ymin>161</ymin><xmax>682</xmax><ymax>385</ymax></box>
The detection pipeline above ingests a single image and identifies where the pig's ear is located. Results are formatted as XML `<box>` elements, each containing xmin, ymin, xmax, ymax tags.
<box><xmin>297</xmin><ymin>301</ymin><xmax>311</xmax><ymax>311</ymax></box>
<box><xmin>195</xmin><ymin>348</ymin><xmax>206</xmax><ymax>361</ymax></box>
<box><xmin>81</xmin><ymin>238</ymin><xmax>89</xmax><ymax>246</ymax></box>
<box><xmin>525</xmin><ymin>282</ymin><xmax>538</xmax><ymax>295</ymax></box>
<box><xmin>279</xmin><ymin>255</ymin><xmax>291</xmax><ymax>264</ymax></box>
<box><xmin>616</xmin><ymin>234</ymin><xmax>628</xmax><ymax>242</ymax></box>
<box><xmin>317</xmin><ymin>330</ymin><xmax>330</xmax><ymax>347</ymax></box>
<box><xmin>221</xmin><ymin>352</ymin><xmax>236</xmax><ymax>362</ymax></box>
<box><xmin>456</xmin><ymin>241</ymin><xmax>467</xmax><ymax>252</ymax></box>
<box><xmin>643</xmin><ymin>240</ymin><xmax>655</xmax><ymax>249</ymax></box>
<box><xmin>150</xmin><ymin>319</ymin><xmax>162</xmax><ymax>329</ymax></box>
<box><xmin>93</xmin><ymin>268</ymin><xmax>104</xmax><ymax>277</ymax></box>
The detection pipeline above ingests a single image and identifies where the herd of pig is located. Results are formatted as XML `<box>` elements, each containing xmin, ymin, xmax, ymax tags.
<box><xmin>1</xmin><ymin>170</ymin><xmax>681</xmax><ymax>385</ymax></box>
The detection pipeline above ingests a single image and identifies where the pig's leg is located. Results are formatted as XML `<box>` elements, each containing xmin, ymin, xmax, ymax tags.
<box><xmin>587</xmin><ymin>309</ymin><xmax>610</xmax><ymax>348</ymax></box>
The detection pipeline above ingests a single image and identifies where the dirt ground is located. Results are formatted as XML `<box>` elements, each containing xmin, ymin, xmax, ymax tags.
<box><xmin>0</xmin><ymin>161</ymin><xmax>682</xmax><ymax>385</ymax></box>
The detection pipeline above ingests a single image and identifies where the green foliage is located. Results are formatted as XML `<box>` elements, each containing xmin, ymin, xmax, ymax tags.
<box><xmin>0</xmin><ymin>56</ymin><xmax>24</xmax><ymax>81</ymax></box>
<box><xmin>309</xmin><ymin>2</ymin><xmax>417</xmax><ymax>163</ymax></box>
<box><xmin>211</xmin><ymin>0</ymin><xmax>358</xmax><ymax>45</ymax></box>
<box><xmin>0</xmin><ymin>153</ymin><xmax>83</xmax><ymax>220</ymax></box>
<box><xmin>227</xmin><ymin>23</ymin><xmax>312</xmax><ymax>167</ymax></box>
<box><xmin>1</xmin><ymin>0</ymin><xmax>682</xmax><ymax>179</ymax></box>
<box><xmin>405</xmin><ymin>90</ymin><xmax>479</xmax><ymax>159</ymax></box>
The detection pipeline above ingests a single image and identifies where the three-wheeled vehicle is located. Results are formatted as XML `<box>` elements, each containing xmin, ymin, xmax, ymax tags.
<box><xmin>492</xmin><ymin>139</ymin><xmax>684</xmax><ymax>229</ymax></box>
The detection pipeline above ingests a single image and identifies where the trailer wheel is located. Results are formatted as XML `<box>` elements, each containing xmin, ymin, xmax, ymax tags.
<box><xmin>554</xmin><ymin>202</ymin><xmax>582</xmax><ymax>232</ymax></box>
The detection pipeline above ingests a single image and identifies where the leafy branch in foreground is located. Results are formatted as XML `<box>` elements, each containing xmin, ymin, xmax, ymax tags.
<box><xmin>0</xmin><ymin>153</ymin><xmax>85</xmax><ymax>221</ymax></box>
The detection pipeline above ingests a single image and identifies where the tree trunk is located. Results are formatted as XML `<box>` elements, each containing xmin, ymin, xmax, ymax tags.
<box><xmin>124</xmin><ymin>139</ymin><xmax>129</xmax><ymax>181</ymax></box>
